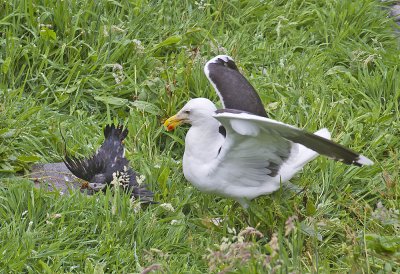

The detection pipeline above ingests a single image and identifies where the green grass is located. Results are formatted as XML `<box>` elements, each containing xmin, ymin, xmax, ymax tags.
<box><xmin>1</xmin><ymin>0</ymin><xmax>399</xmax><ymax>272</ymax></box>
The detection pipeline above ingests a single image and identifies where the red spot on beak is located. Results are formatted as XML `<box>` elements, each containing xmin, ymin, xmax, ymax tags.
<box><xmin>167</xmin><ymin>125</ymin><xmax>175</xmax><ymax>131</ymax></box>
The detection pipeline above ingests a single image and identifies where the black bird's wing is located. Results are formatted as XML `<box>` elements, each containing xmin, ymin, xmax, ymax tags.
<box><xmin>97</xmin><ymin>124</ymin><xmax>128</xmax><ymax>162</ymax></box>
<box><xmin>64</xmin><ymin>154</ymin><xmax>105</xmax><ymax>182</ymax></box>
<box><xmin>63</xmin><ymin>124</ymin><xmax>128</xmax><ymax>182</ymax></box>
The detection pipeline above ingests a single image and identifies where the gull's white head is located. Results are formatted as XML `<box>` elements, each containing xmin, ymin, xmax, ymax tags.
<box><xmin>164</xmin><ymin>98</ymin><xmax>217</xmax><ymax>131</ymax></box>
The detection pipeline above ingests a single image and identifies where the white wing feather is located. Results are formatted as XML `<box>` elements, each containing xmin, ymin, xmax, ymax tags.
<box><xmin>213</xmin><ymin>111</ymin><xmax>373</xmax><ymax>169</ymax></box>
<box><xmin>210</xmin><ymin>114</ymin><xmax>292</xmax><ymax>188</ymax></box>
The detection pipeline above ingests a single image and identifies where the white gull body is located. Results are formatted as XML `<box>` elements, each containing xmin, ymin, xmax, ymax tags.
<box><xmin>165</xmin><ymin>55</ymin><xmax>373</xmax><ymax>207</ymax></box>
<box><xmin>170</xmin><ymin>98</ymin><xmax>373</xmax><ymax>207</ymax></box>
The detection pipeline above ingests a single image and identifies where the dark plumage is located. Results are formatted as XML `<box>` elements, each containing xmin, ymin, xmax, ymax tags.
<box><xmin>63</xmin><ymin>124</ymin><xmax>153</xmax><ymax>202</ymax></box>
<box><xmin>204</xmin><ymin>55</ymin><xmax>268</xmax><ymax>118</ymax></box>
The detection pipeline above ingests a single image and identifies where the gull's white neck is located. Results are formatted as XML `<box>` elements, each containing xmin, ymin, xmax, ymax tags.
<box><xmin>182</xmin><ymin>117</ymin><xmax>224</xmax><ymax>188</ymax></box>
<box><xmin>185</xmin><ymin>118</ymin><xmax>223</xmax><ymax>160</ymax></box>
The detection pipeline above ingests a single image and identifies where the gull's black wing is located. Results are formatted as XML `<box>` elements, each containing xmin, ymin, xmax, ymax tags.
<box><xmin>204</xmin><ymin>55</ymin><xmax>268</xmax><ymax>118</ymax></box>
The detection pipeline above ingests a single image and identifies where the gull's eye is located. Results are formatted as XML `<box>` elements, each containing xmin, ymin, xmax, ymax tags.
<box><xmin>184</xmin><ymin>110</ymin><xmax>190</xmax><ymax>114</ymax></box>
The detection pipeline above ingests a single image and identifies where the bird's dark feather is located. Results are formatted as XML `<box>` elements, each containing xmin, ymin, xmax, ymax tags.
<box><xmin>290</xmin><ymin>132</ymin><xmax>364</xmax><ymax>166</ymax></box>
<box><xmin>63</xmin><ymin>124</ymin><xmax>154</xmax><ymax>202</ymax></box>
<box><xmin>207</xmin><ymin>57</ymin><xmax>268</xmax><ymax>118</ymax></box>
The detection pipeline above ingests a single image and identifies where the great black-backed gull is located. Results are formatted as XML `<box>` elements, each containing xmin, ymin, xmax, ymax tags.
<box><xmin>164</xmin><ymin>55</ymin><xmax>373</xmax><ymax>207</ymax></box>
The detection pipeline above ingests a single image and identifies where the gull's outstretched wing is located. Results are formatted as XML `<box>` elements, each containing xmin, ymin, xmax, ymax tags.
<box><xmin>204</xmin><ymin>55</ymin><xmax>268</xmax><ymax>117</ymax></box>
<box><xmin>213</xmin><ymin>109</ymin><xmax>373</xmax><ymax>183</ymax></box>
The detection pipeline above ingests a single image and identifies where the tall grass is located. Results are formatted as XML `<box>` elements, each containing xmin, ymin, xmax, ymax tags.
<box><xmin>1</xmin><ymin>0</ymin><xmax>399</xmax><ymax>272</ymax></box>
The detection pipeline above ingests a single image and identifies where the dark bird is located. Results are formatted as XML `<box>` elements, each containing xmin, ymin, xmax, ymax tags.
<box><xmin>63</xmin><ymin>124</ymin><xmax>154</xmax><ymax>202</ymax></box>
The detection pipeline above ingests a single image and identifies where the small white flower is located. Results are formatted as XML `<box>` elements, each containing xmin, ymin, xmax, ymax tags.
<box><xmin>103</xmin><ymin>25</ymin><xmax>109</xmax><ymax>37</ymax></box>
<box><xmin>113</xmin><ymin>63</ymin><xmax>123</xmax><ymax>71</ymax></box>
<box><xmin>136</xmin><ymin>174</ymin><xmax>146</xmax><ymax>185</ymax></box>
<box><xmin>160</xmin><ymin>203</ymin><xmax>175</xmax><ymax>212</ymax></box>
<box><xmin>172</xmin><ymin>159</ymin><xmax>181</xmax><ymax>165</ymax></box>
<box><xmin>111</xmin><ymin>171</ymin><xmax>121</xmax><ymax>187</ymax></box>
<box><xmin>27</xmin><ymin>221</ymin><xmax>33</xmax><ymax>231</ymax></box>
<box><xmin>132</xmin><ymin>39</ymin><xmax>142</xmax><ymax>46</ymax></box>
<box><xmin>39</xmin><ymin>23</ymin><xmax>53</xmax><ymax>28</ymax></box>
<box><xmin>132</xmin><ymin>39</ymin><xmax>145</xmax><ymax>52</ymax></box>
<box><xmin>236</xmin><ymin>235</ymin><xmax>245</xmax><ymax>243</ymax></box>
<box><xmin>219</xmin><ymin>238</ymin><xmax>231</xmax><ymax>251</ymax></box>
<box><xmin>47</xmin><ymin>213</ymin><xmax>62</xmax><ymax>219</ymax></box>
<box><xmin>111</xmin><ymin>25</ymin><xmax>125</xmax><ymax>34</ymax></box>
<box><xmin>194</xmin><ymin>0</ymin><xmax>211</xmax><ymax>10</ymax></box>
<box><xmin>262</xmin><ymin>67</ymin><xmax>268</xmax><ymax>75</ymax></box>
<box><xmin>279</xmin><ymin>58</ymin><xmax>285</xmax><ymax>68</ymax></box>
<box><xmin>211</xmin><ymin>217</ymin><xmax>223</xmax><ymax>226</ymax></box>
<box><xmin>170</xmin><ymin>219</ymin><xmax>180</xmax><ymax>225</ymax></box>
<box><xmin>112</xmin><ymin>63</ymin><xmax>125</xmax><ymax>85</ymax></box>
<box><xmin>227</xmin><ymin>227</ymin><xmax>236</xmax><ymax>235</ymax></box>
<box><xmin>131</xmin><ymin>199</ymin><xmax>142</xmax><ymax>214</ymax></box>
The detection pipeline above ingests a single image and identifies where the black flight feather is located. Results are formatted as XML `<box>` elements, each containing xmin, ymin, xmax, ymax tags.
<box><xmin>205</xmin><ymin>56</ymin><xmax>268</xmax><ymax>118</ymax></box>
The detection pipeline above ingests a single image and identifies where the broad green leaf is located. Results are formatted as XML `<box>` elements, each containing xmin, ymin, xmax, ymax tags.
<box><xmin>325</xmin><ymin>65</ymin><xmax>358</xmax><ymax>83</ymax></box>
<box><xmin>158</xmin><ymin>167</ymin><xmax>170</xmax><ymax>196</ymax></box>
<box><xmin>94</xmin><ymin>96</ymin><xmax>128</xmax><ymax>106</ymax></box>
<box><xmin>300</xmin><ymin>222</ymin><xmax>322</xmax><ymax>241</ymax></box>
<box><xmin>1</xmin><ymin>57</ymin><xmax>11</xmax><ymax>74</ymax></box>
<box><xmin>152</xmin><ymin>35</ymin><xmax>182</xmax><ymax>51</ymax></box>
<box><xmin>17</xmin><ymin>155</ymin><xmax>41</xmax><ymax>163</ymax></box>
<box><xmin>40</xmin><ymin>27</ymin><xmax>57</xmax><ymax>41</ymax></box>
<box><xmin>38</xmin><ymin>260</ymin><xmax>53</xmax><ymax>274</ymax></box>
<box><xmin>130</xmin><ymin>100</ymin><xmax>161</xmax><ymax>115</ymax></box>
<box><xmin>306</xmin><ymin>199</ymin><xmax>316</xmax><ymax>216</ymax></box>
<box><xmin>365</xmin><ymin>234</ymin><xmax>400</xmax><ymax>254</ymax></box>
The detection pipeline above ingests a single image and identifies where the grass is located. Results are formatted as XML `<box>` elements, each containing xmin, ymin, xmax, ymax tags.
<box><xmin>0</xmin><ymin>0</ymin><xmax>399</xmax><ymax>272</ymax></box>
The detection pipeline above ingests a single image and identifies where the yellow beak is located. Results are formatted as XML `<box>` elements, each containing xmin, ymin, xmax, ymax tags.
<box><xmin>164</xmin><ymin>114</ymin><xmax>184</xmax><ymax>131</ymax></box>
